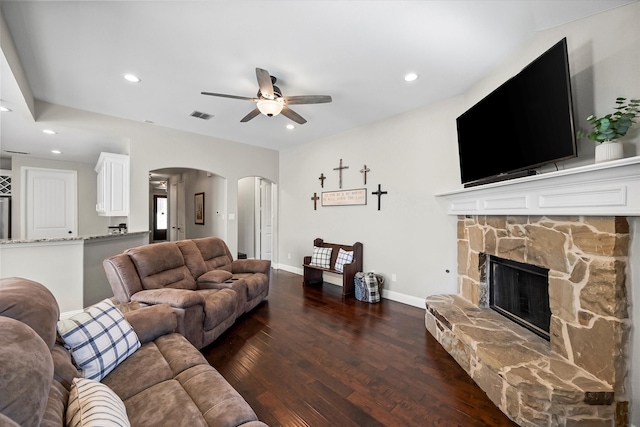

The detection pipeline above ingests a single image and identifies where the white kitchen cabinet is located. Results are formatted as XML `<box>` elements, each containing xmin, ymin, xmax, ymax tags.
<box><xmin>95</xmin><ymin>153</ymin><xmax>129</xmax><ymax>216</ymax></box>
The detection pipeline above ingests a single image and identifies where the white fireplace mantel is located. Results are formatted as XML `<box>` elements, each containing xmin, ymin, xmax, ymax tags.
<box><xmin>435</xmin><ymin>156</ymin><xmax>640</xmax><ymax>217</ymax></box>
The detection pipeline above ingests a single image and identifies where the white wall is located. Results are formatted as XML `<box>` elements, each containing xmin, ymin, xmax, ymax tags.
<box><xmin>279</xmin><ymin>96</ymin><xmax>463</xmax><ymax>307</ymax></box>
<box><xmin>183</xmin><ymin>169</ymin><xmax>225</xmax><ymax>239</ymax></box>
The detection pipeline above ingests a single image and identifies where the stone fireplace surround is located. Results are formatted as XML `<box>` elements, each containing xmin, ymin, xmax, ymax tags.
<box><xmin>427</xmin><ymin>157</ymin><xmax>640</xmax><ymax>427</ymax></box>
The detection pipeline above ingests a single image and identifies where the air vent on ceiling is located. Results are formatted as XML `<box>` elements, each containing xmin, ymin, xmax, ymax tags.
<box><xmin>190</xmin><ymin>110</ymin><xmax>213</xmax><ymax>120</ymax></box>
<box><xmin>4</xmin><ymin>150</ymin><xmax>30</xmax><ymax>155</ymax></box>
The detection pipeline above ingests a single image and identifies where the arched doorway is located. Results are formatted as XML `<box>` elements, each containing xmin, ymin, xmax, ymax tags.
<box><xmin>149</xmin><ymin>167</ymin><xmax>227</xmax><ymax>242</ymax></box>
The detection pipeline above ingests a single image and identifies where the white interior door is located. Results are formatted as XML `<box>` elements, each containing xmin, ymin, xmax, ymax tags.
<box><xmin>169</xmin><ymin>182</ymin><xmax>177</xmax><ymax>241</ymax></box>
<box><xmin>23</xmin><ymin>167</ymin><xmax>77</xmax><ymax>239</ymax></box>
<box><xmin>258</xmin><ymin>179</ymin><xmax>272</xmax><ymax>261</ymax></box>
<box><xmin>177</xmin><ymin>180</ymin><xmax>186</xmax><ymax>240</ymax></box>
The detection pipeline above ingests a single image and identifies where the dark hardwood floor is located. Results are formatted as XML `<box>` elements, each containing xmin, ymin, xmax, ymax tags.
<box><xmin>201</xmin><ymin>269</ymin><xmax>517</xmax><ymax>427</ymax></box>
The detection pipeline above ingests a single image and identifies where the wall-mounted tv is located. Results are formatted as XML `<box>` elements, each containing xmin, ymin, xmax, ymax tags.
<box><xmin>456</xmin><ymin>38</ymin><xmax>577</xmax><ymax>187</ymax></box>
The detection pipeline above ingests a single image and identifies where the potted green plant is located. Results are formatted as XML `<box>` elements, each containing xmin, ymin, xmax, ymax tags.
<box><xmin>578</xmin><ymin>97</ymin><xmax>639</xmax><ymax>163</ymax></box>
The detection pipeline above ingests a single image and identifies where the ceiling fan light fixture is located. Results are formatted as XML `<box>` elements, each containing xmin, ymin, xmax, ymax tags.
<box><xmin>257</xmin><ymin>99</ymin><xmax>284</xmax><ymax>117</ymax></box>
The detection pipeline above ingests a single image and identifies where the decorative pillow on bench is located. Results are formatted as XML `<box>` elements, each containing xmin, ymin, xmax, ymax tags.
<box><xmin>310</xmin><ymin>246</ymin><xmax>332</xmax><ymax>269</ymax></box>
<box><xmin>57</xmin><ymin>299</ymin><xmax>140</xmax><ymax>381</ymax></box>
<box><xmin>334</xmin><ymin>248</ymin><xmax>354</xmax><ymax>273</ymax></box>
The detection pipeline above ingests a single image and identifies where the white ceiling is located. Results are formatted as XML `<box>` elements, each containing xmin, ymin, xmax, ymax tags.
<box><xmin>0</xmin><ymin>0</ymin><xmax>636</xmax><ymax>164</ymax></box>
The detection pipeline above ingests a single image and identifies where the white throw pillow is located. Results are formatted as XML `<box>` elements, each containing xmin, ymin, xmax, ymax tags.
<box><xmin>66</xmin><ymin>377</ymin><xmax>130</xmax><ymax>427</ymax></box>
<box><xmin>57</xmin><ymin>299</ymin><xmax>140</xmax><ymax>381</ymax></box>
<box><xmin>334</xmin><ymin>248</ymin><xmax>354</xmax><ymax>273</ymax></box>
<box><xmin>310</xmin><ymin>246</ymin><xmax>332</xmax><ymax>269</ymax></box>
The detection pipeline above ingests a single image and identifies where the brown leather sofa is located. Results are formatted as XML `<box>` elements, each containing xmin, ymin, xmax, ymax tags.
<box><xmin>0</xmin><ymin>277</ymin><xmax>268</xmax><ymax>427</ymax></box>
<box><xmin>103</xmin><ymin>237</ymin><xmax>270</xmax><ymax>349</ymax></box>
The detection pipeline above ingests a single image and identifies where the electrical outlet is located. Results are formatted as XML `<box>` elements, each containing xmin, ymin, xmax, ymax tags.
<box><xmin>287</xmin><ymin>253</ymin><xmax>291</xmax><ymax>260</ymax></box>
<box><xmin>392</xmin><ymin>274</ymin><xmax>397</xmax><ymax>282</ymax></box>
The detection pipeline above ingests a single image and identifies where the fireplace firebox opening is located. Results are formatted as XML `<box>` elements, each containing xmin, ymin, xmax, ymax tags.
<box><xmin>488</xmin><ymin>255</ymin><xmax>551</xmax><ymax>341</ymax></box>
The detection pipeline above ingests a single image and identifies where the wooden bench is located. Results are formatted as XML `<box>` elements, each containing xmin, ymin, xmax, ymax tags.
<box><xmin>303</xmin><ymin>238</ymin><xmax>363</xmax><ymax>296</ymax></box>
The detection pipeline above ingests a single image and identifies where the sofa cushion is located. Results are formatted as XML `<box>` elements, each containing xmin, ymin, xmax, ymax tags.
<box><xmin>67</xmin><ymin>378</ymin><xmax>130</xmax><ymax>427</ymax></box>
<box><xmin>102</xmin><ymin>333</ymin><xmax>210</xmax><ymax>402</ymax></box>
<box><xmin>57</xmin><ymin>299</ymin><xmax>140</xmax><ymax>381</ymax></box>
<box><xmin>176</xmin><ymin>364</ymin><xmax>260</xmax><ymax>427</ymax></box>
<box><xmin>0</xmin><ymin>316</ymin><xmax>54</xmax><ymax>427</ymax></box>
<box><xmin>126</xmin><ymin>242</ymin><xmax>197</xmax><ymax>290</ymax></box>
<box><xmin>233</xmin><ymin>273</ymin><xmax>268</xmax><ymax>300</ymax></box>
<box><xmin>197</xmin><ymin>289</ymin><xmax>240</xmax><ymax>331</ymax></box>
<box><xmin>310</xmin><ymin>246</ymin><xmax>332</xmax><ymax>269</ymax></box>
<box><xmin>192</xmin><ymin>237</ymin><xmax>233</xmax><ymax>272</ymax></box>
<box><xmin>176</xmin><ymin>240</ymin><xmax>208</xmax><ymax>279</ymax></box>
<box><xmin>101</xmin><ymin>342</ymin><xmax>173</xmax><ymax>401</ymax></box>
<box><xmin>0</xmin><ymin>277</ymin><xmax>60</xmax><ymax>348</ymax></box>
<box><xmin>40</xmin><ymin>381</ymin><xmax>68</xmax><ymax>427</ymax></box>
<box><xmin>198</xmin><ymin>269</ymin><xmax>234</xmax><ymax>285</ymax></box>
<box><xmin>51</xmin><ymin>343</ymin><xmax>80</xmax><ymax>391</ymax></box>
<box><xmin>124</xmin><ymin>380</ymin><xmax>208</xmax><ymax>427</ymax></box>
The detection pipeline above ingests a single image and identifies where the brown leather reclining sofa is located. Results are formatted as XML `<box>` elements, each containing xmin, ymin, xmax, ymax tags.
<box><xmin>0</xmin><ymin>277</ymin><xmax>268</xmax><ymax>427</ymax></box>
<box><xmin>103</xmin><ymin>237</ymin><xmax>271</xmax><ymax>349</ymax></box>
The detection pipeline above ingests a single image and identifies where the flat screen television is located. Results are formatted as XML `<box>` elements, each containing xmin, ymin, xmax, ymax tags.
<box><xmin>456</xmin><ymin>38</ymin><xmax>577</xmax><ymax>187</ymax></box>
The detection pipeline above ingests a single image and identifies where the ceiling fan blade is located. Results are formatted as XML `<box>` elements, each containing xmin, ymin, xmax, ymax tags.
<box><xmin>240</xmin><ymin>108</ymin><xmax>261</xmax><ymax>123</ymax></box>
<box><xmin>201</xmin><ymin>92</ymin><xmax>256</xmax><ymax>101</ymax></box>
<box><xmin>284</xmin><ymin>95</ymin><xmax>332</xmax><ymax>105</ymax></box>
<box><xmin>255</xmin><ymin>68</ymin><xmax>274</xmax><ymax>99</ymax></box>
<box><xmin>281</xmin><ymin>106</ymin><xmax>307</xmax><ymax>124</ymax></box>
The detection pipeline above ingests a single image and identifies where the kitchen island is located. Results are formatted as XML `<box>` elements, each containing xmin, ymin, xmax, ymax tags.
<box><xmin>0</xmin><ymin>231</ymin><xmax>149</xmax><ymax>314</ymax></box>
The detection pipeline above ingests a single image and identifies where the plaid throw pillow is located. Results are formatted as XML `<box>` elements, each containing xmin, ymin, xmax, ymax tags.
<box><xmin>67</xmin><ymin>377</ymin><xmax>130</xmax><ymax>427</ymax></box>
<box><xmin>57</xmin><ymin>299</ymin><xmax>140</xmax><ymax>382</ymax></box>
<box><xmin>334</xmin><ymin>248</ymin><xmax>354</xmax><ymax>273</ymax></box>
<box><xmin>310</xmin><ymin>246</ymin><xmax>332</xmax><ymax>269</ymax></box>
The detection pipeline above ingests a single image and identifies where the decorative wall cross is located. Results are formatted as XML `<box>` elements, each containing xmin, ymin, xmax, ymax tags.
<box><xmin>311</xmin><ymin>192</ymin><xmax>320</xmax><ymax>210</ymax></box>
<box><xmin>333</xmin><ymin>158</ymin><xmax>349</xmax><ymax>189</ymax></box>
<box><xmin>319</xmin><ymin>173</ymin><xmax>326</xmax><ymax>188</ymax></box>
<box><xmin>371</xmin><ymin>184</ymin><xmax>388</xmax><ymax>211</ymax></box>
<box><xmin>360</xmin><ymin>164</ymin><xmax>371</xmax><ymax>185</ymax></box>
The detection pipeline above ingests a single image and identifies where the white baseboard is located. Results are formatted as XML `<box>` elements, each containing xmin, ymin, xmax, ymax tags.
<box><xmin>274</xmin><ymin>266</ymin><xmax>425</xmax><ymax>308</ymax></box>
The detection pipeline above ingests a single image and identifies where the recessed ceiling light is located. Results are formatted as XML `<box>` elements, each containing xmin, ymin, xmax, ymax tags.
<box><xmin>51</xmin><ymin>150</ymin><xmax>62</xmax><ymax>154</ymax></box>
<box><xmin>0</xmin><ymin>106</ymin><xmax>11</xmax><ymax>112</ymax></box>
<box><xmin>42</xmin><ymin>129</ymin><xmax>57</xmax><ymax>135</ymax></box>
<box><xmin>404</xmin><ymin>73</ymin><xmax>419</xmax><ymax>82</ymax></box>
<box><xmin>123</xmin><ymin>73</ymin><xmax>141</xmax><ymax>83</ymax></box>
<box><xmin>286</xmin><ymin>124</ymin><xmax>295</xmax><ymax>130</ymax></box>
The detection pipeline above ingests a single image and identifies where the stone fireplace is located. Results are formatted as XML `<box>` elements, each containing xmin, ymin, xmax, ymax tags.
<box><xmin>427</xmin><ymin>158</ymin><xmax>640</xmax><ymax>427</ymax></box>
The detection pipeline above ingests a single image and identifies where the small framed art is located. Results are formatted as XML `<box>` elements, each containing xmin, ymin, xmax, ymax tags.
<box><xmin>195</xmin><ymin>192</ymin><xmax>205</xmax><ymax>224</ymax></box>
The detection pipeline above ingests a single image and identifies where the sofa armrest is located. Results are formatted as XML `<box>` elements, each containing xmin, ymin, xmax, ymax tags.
<box><xmin>130</xmin><ymin>289</ymin><xmax>205</xmax><ymax>309</ymax></box>
<box><xmin>124</xmin><ymin>304</ymin><xmax>177</xmax><ymax>344</ymax></box>
<box><xmin>231</xmin><ymin>259</ymin><xmax>271</xmax><ymax>275</ymax></box>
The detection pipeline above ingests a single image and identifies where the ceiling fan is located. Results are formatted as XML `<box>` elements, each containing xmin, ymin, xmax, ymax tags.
<box><xmin>201</xmin><ymin>67</ymin><xmax>332</xmax><ymax>125</ymax></box>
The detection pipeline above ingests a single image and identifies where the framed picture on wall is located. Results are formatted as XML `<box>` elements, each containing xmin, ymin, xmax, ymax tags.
<box><xmin>195</xmin><ymin>192</ymin><xmax>205</xmax><ymax>225</ymax></box>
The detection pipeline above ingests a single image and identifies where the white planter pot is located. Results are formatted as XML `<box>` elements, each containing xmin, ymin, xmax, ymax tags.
<box><xmin>595</xmin><ymin>141</ymin><xmax>624</xmax><ymax>163</ymax></box>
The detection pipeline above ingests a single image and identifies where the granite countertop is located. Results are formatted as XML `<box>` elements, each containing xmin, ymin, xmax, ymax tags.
<box><xmin>1</xmin><ymin>230</ymin><xmax>150</xmax><ymax>245</ymax></box>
